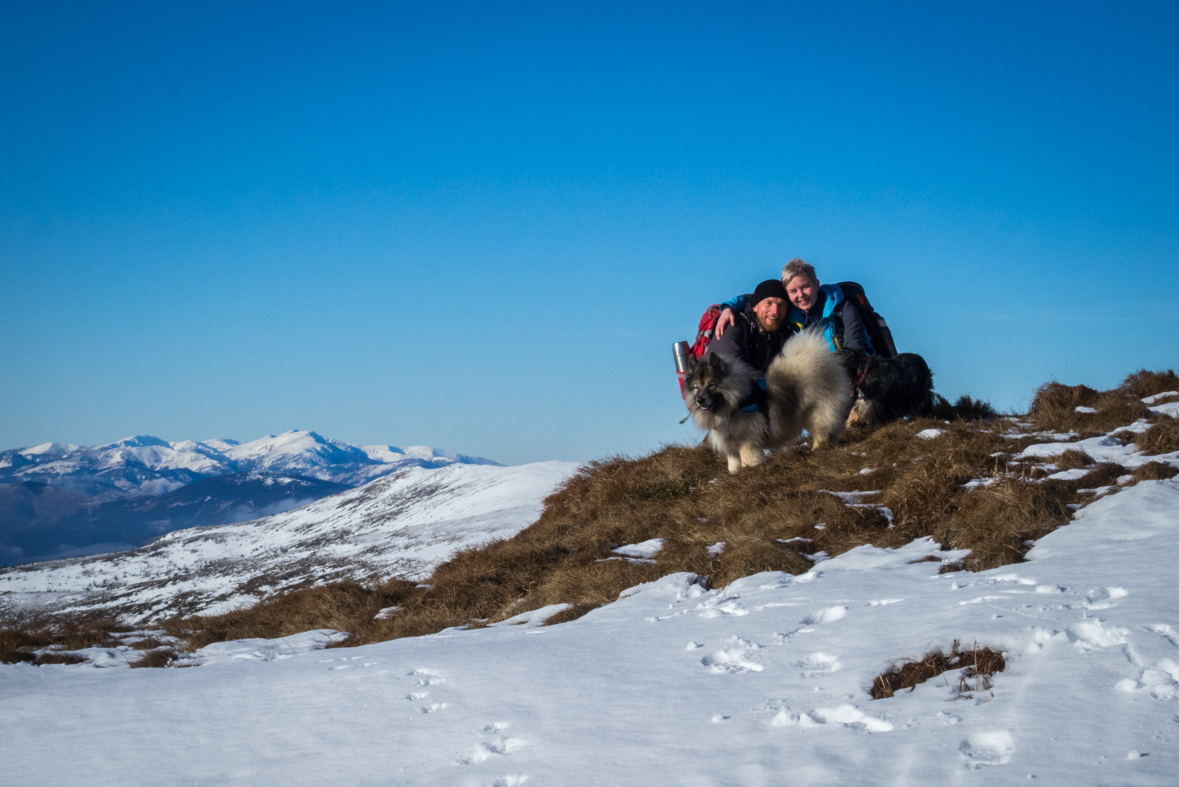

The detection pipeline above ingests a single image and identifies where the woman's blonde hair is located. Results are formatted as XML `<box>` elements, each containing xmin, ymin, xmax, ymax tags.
<box><xmin>781</xmin><ymin>258</ymin><xmax>817</xmax><ymax>286</ymax></box>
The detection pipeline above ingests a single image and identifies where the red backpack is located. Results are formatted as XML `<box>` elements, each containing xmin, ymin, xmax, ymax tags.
<box><xmin>689</xmin><ymin>304</ymin><xmax>725</xmax><ymax>359</ymax></box>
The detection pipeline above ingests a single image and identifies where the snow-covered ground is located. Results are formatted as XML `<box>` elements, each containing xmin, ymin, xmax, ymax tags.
<box><xmin>3</xmin><ymin>425</ymin><xmax>1179</xmax><ymax>784</ymax></box>
<box><xmin>0</xmin><ymin>461</ymin><xmax>578</xmax><ymax>621</ymax></box>
<box><xmin>3</xmin><ymin>478</ymin><xmax>1178</xmax><ymax>784</ymax></box>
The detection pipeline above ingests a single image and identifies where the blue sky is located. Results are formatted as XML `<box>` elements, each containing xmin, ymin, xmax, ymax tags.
<box><xmin>2</xmin><ymin>1</ymin><xmax>1177</xmax><ymax>465</ymax></box>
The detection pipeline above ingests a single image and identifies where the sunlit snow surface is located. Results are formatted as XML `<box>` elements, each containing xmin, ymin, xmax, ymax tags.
<box><xmin>0</xmin><ymin>461</ymin><xmax>578</xmax><ymax>621</ymax></box>
<box><xmin>4</xmin><ymin>477</ymin><xmax>1179</xmax><ymax>784</ymax></box>
<box><xmin>5</xmin><ymin>421</ymin><xmax>1179</xmax><ymax>784</ymax></box>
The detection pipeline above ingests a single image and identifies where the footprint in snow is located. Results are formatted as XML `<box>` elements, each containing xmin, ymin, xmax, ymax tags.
<box><xmin>698</xmin><ymin>599</ymin><xmax>749</xmax><ymax>619</ymax></box>
<box><xmin>801</xmin><ymin>606</ymin><xmax>848</xmax><ymax>625</ymax></box>
<box><xmin>796</xmin><ymin>652</ymin><xmax>840</xmax><ymax>677</ymax></box>
<box><xmin>1082</xmin><ymin>587</ymin><xmax>1128</xmax><ymax>610</ymax></box>
<box><xmin>1066</xmin><ymin>618</ymin><xmax>1129</xmax><ymax>651</ymax></box>
<box><xmin>419</xmin><ymin>703</ymin><xmax>449</xmax><ymax>713</ymax></box>
<box><xmin>456</xmin><ymin>737</ymin><xmax>527</xmax><ymax>765</ymax></box>
<box><xmin>702</xmin><ymin>647</ymin><xmax>764</xmax><ymax>674</ymax></box>
<box><xmin>409</xmin><ymin>668</ymin><xmax>445</xmax><ymax>686</ymax></box>
<box><xmin>491</xmin><ymin>776</ymin><xmax>530</xmax><ymax>786</ymax></box>
<box><xmin>959</xmin><ymin>730</ymin><xmax>1015</xmax><ymax>768</ymax></box>
<box><xmin>771</xmin><ymin>703</ymin><xmax>892</xmax><ymax>732</ymax></box>
<box><xmin>1150</xmin><ymin>623</ymin><xmax>1179</xmax><ymax>648</ymax></box>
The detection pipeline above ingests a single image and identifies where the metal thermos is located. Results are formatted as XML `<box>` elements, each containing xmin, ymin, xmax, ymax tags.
<box><xmin>673</xmin><ymin>341</ymin><xmax>691</xmax><ymax>397</ymax></box>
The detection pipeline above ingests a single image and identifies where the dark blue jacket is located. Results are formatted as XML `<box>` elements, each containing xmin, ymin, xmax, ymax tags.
<box><xmin>724</xmin><ymin>283</ymin><xmax>873</xmax><ymax>354</ymax></box>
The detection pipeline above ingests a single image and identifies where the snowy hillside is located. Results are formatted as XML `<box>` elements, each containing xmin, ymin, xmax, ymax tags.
<box><xmin>0</xmin><ymin>430</ymin><xmax>502</xmax><ymax>567</ymax></box>
<box><xmin>0</xmin><ymin>461</ymin><xmax>578</xmax><ymax>622</ymax></box>
<box><xmin>3</xmin><ymin>437</ymin><xmax>1179</xmax><ymax>784</ymax></box>
<box><xmin>0</xmin><ymin>472</ymin><xmax>353</xmax><ymax>567</ymax></box>
<box><xmin>0</xmin><ymin>430</ymin><xmax>499</xmax><ymax>502</ymax></box>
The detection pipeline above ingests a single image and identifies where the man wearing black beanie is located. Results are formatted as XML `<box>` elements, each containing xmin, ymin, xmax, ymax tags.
<box><xmin>707</xmin><ymin>279</ymin><xmax>797</xmax><ymax>408</ymax></box>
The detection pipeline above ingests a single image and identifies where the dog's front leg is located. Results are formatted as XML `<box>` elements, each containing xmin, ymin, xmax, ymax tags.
<box><xmin>726</xmin><ymin>453</ymin><xmax>744</xmax><ymax>474</ymax></box>
<box><xmin>738</xmin><ymin>443</ymin><xmax>764</xmax><ymax>468</ymax></box>
<box><xmin>845</xmin><ymin>398</ymin><xmax>877</xmax><ymax>430</ymax></box>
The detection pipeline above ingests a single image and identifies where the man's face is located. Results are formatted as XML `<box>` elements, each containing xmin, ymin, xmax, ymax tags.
<box><xmin>753</xmin><ymin>296</ymin><xmax>788</xmax><ymax>332</ymax></box>
<box><xmin>785</xmin><ymin>275</ymin><xmax>819</xmax><ymax>311</ymax></box>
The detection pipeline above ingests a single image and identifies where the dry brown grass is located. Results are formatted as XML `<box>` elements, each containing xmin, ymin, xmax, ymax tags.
<box><xmin>1055</xmin><ymin>449</ymin><xmax>1094</xmax><ymax>470</ymax></box>
<box><xmin>949</xmin><ymin>395</ymin><xmax>1000</xmax><ymax>421</ymax></box>
<box><xmin>130</xmin><ymin>648</ymin><xmax>181</xmax><ymax>668</ymax></box>
<box><xmin>1027</xmin><ymin>369</ymin><xmax>1174</xmax><ymax>433</ymax></box>
<box><xmin>1133</xmin><ymin>418</ymin><xmax>1179</xmax><ymax>456</ymax></box>
<box><xmin>162</xmin><ymin>580</ymin><xmax>419</xmax><ymax>650</ymax></box>
<box><xmin>1133</xmin><ymin>462</ymin><xmax>1179</xmax><ymax>482</ymax></box>
<box><xmin>871</xmin><ymin>640</ymin><xmax>1005</xmax><ymax>699</ymax></box>
<box><xmin>1120</xmin><ymin>370</ymin><xmax>1179</xmax><ymax>400</ymax></box>
<box><xmin>0</xmin><ymin>618</ymin><xmax>131</xmax><ymax>665</ymax></box>
<box><xmin>1078</xmin><ymin>463</ymin><xmax>1128</xmax><ymax>488</ymax></box>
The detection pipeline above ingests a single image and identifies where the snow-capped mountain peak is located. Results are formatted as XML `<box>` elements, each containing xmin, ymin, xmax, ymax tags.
<box><xmin>100</xmin><ymin>435</ymin><xmax>172</xmax><ymax>450</ymax></box>
<box><xmin>16</xmin><ymin>442</ymin><xmax>80</xmax><ymax>457</ymax></box>
<box><xmin>221</xmin><ymin>430</ymin><xmax>372</xmax><ymax>472</ymax></box>
<box><xmin>1</xmin><ymin>430</ymin><xmax>500</xmax><ymax>515</ymax></box>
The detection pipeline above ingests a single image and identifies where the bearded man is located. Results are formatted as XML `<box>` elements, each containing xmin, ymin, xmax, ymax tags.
<box><xmin>707</xmin><ymin>279</ymin><xmax>797</xmax><ymax>409</ymax></box>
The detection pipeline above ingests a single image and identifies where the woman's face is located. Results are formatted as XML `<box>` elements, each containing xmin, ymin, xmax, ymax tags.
<box><xmin>785</xmin><ymin>275</ymin><xmax>819</xmax><ymax>311</ymax></box>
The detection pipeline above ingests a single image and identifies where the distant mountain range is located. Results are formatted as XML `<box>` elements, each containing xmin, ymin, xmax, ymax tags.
<box><xmin>0</xmin><ymin>461</ymin><xmax>580</xmax><ymax>622</ymax></box>
<box><xmin>0</xmin><ymin>431</ymin><xmax>499</xmax><ymax>567</ymax></box>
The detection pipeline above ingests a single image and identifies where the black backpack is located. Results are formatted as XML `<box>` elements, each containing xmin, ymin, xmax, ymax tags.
<box><xmin>836</xmin><ymin>282</ymin><xmax>898</xmax><ymax>358</ymax></box>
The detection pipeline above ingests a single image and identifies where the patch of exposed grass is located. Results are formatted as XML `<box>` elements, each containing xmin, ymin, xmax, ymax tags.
<box><xmin>1029</xmin><ymin>371</ymin><xmax>1160</xmax><ymax>433</ymax></box>
<box><xmin>161</xmin><ymin>580</ymin><xmax>419</xmax><ymax>651</ymax></box>
<box><xmin>0</xmin><ymin>618</ymin><xmax>131</xmax><ymax>665</ymax></box>
<box><xmin>542</xmin><ymin>603</ymin><xmax>600</xmax><ymax>626</ymax></box>
<box><xmin>130</xmin><ymin>648</ymin><xmax>181</xmax><ymax>668</ymax></box>
<box><xmin>930</xmin><ymin>394</ymin><xmax>999</xmax><ymax>422</ymax></box>
<box><xmin>950</xmin><ymin>395</ymin><xmax>999</xmax><ymax>421</ymax></box>
<box><xmin>1055</xmin><ymin>449</ymin><xmax>1094</xmax><ymax>470</ymax></box>
<box><xmin>930</xmin><ymin>478</ymin><xmax>1074</xmax><ymax>570</ymax></box>
<box><xmin>1132</xmin><ymin>462</ymin><xmax>1179</xmax><ymax>482</ymax></box>
<box><xmin>1133</xmin><ymin>418</ymin><xmax>1179</xmax><ymax>455</ymax></box>
<box><xmin>871</xmin><ymin>640</ymin><xmax>1005</xmax><ymax>699</ymax></box>
<box><xmin>1078</xmin><ymin>463</ymin><xmax>1128</xmax><ymax>489</ymax></box>
<box><xmin>1120</xmin><ymin>370</ymin><xmax>1179</xmax><ymax>400</ymax></box>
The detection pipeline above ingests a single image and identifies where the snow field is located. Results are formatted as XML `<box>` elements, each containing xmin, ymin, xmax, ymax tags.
<box><xmin>4</xmin><ymin>475</ymin><xmax>1179</xmax><ymax>785</ymax></box>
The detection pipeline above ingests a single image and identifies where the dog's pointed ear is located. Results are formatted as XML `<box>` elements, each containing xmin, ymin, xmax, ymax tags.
<box><xmin>706</xmin><ymin>352</ymin><xmax>727</xmax><ymax>373</ymax></box>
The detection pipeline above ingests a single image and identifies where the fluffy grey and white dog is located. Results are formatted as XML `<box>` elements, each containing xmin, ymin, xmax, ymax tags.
<box><xmin>683</xmin><ymin>330</ymin><xmax>853</xmax><ymax>473</ymax></box>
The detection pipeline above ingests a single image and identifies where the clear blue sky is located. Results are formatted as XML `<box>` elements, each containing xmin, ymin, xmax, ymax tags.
<box><xmin>2</xmin><ymin>1</ymin><xmax>1177</xmax><ymax>465</ymax></box>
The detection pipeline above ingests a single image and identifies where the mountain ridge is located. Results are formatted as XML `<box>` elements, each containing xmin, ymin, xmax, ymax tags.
<box><xmin>0</xmin><ymin>429</ymin><xmax>500</xmax><ymax>501</ymax></box>
<box><xmin>0</xmin><ymin>430</ymin><xmax>501</xmax><ymax>567</ymax></box>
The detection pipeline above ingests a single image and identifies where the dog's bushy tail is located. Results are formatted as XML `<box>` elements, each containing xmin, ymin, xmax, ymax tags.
<box><xmin>767</xmin><ymin>328</ymin><xmax>852</xmax><ymax>447</ymax></box>
<box><xmin>771</xmin><ymin>329</ymin><xmax>834</xmax><ymax>380</ymax></box>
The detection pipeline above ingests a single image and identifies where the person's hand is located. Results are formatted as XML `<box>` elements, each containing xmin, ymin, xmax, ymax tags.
<box><xmin>715</xmin><ymin>308</ymin><xmax>735</xmax><ymax>337</ymax></box>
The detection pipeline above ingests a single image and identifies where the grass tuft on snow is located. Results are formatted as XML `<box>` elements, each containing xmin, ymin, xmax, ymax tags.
<box><xmin>870</xmin><ymin>640</ymin><xmax>1006</xmax><ymax>699</ymax></box>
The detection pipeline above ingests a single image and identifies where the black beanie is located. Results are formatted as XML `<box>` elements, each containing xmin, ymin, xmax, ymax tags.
<box><xmin>750</xmin><ymin>279</ymin><xmax>788</xmax><ymax>306</ymax></box>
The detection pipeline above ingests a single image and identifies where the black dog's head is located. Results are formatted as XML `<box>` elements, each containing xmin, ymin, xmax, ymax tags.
<box><xmin>683</xmin><ymin>352</ymin><xmax>734</xmax><ymax>415</ymax></box>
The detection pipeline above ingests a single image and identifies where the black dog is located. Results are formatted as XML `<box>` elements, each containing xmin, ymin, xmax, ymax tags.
<box><xmin>837</xmin><ymin>349</ymin><xmax>934</xmax><ymax>427</ymax></box>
